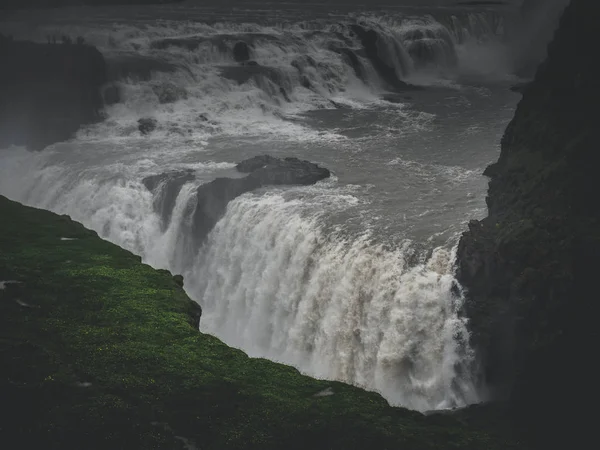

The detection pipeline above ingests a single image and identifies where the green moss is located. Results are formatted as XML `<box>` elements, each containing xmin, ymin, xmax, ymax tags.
<box><xmin>0</xmin><ymin>195</ymin><xmax>524</xmax><ymax>449</ymax></box>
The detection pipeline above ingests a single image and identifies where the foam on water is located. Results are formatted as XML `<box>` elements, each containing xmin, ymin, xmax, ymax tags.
<box><xmin>188</xmin><ymin>193</ymin><xmax>478</xmax><ymax>411</ymax></box>
<box><xmin>0</xmin><ymin>143</ymin><xmax>480</xmax><ymax>411</ymax></box>
<box><xmin>2</xmin><ymin>8</ymin><xmax>514</xmax><ymax>143</ymax></box>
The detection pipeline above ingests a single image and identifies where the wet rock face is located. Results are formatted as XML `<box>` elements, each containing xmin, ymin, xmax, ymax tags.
<box><xmin>235</xmin><ymin>155</ymin><xmax>279</xmax><ymax>172</ymax></box>
<box><xmin>233</xmin><ymin>41</ymin><xmax>251</xmax><ymax>62</ymax></box>
<box><xmin>456</xmin><ymin>0</ymin><xmax>597</xmax><ymax>446</ymax></box>
<box><xmin>0</xmin><ymin>37</ymin><xmax>106</xmax><ymax>150</ymax></box>
<box><xmin>192</xmin><ymin>156</ymin><xmax>330</xmax><ymax>244</ymax></box>
<box><xmin>143</xmin><ymin>170</ymin><xmax>195</xmax><ymax>230</ymax></box>
<box><xmin>141</xmin><ymin>156</ymin><xmax>330</xmax><ymax>249</ymax></box>
<box><xmin>138</xmin><ymin>117</ymin><xmax>157</xmax><ymax>135</ymax></box>
<box><xmin>349</xmin><ymin>24</ymin><xmax>412</xmax><ymax>92</ymax></box>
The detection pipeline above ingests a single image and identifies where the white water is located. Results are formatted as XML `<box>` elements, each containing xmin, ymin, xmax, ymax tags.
<box><xmin>191</xmin><ymin>194</ymin><xmax>477</xmax><ymax>410</ymax></box>
<box><xmin>0</xmin><ymin>142</ymin><xmax>484</xmax><ymax>411</ymax></box>
<box><xmin>0</xmin><ymin>2</ymin><xmax>523</xmax><ymax>412</ymax></box>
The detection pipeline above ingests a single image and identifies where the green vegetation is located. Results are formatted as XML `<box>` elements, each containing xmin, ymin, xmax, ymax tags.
<box><xmin>0</xmin><ymin>195</ymin><xmax>523</xmax><ymax>449</ymax></box>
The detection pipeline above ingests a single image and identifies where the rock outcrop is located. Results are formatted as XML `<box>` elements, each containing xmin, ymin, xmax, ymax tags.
<box><xmin>191</xmin><ymin>156</ymin><xmax>330</xmax><ymax>242</ymax></box>
<box><xmin>0</xmin><ymin>36</ymin><xmax>107</xmax><ymax>150</ymax></box>
<box><xmin>142</xmin><ymin>156</ymin><xmax>330</xmax><ymax>247</ymax></box>
<box><xmin>456</xmin><ymin>0</ymin><xmax>596</xmax><ymax>447</ymax></box>
<box><xmin>511</xmin><ymin>0</ymin><xmax>570</xmax><ymax>77</ymax></box>
<box><xmin>137</xmin><ymin>117</ymin><xmax>157</xmax><ymax>135</ymax></box>
<box><xmin>142</xmin><ymin>170</ymin><xmax>195</xmax><ymax>230</ymax></box>
<box><xmin>349</xmin><ymin>24</ymin><xmax>413</xmax><ymax>92</ymax></box>
<box><xmin>233</xmin><ymin>41</ymin><xmax>251</xmax><ymax>63</ymax></box>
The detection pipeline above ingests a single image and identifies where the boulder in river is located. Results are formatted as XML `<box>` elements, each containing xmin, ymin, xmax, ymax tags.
<box><xmin>138</xmin><ymin>117</ymin><xmax>157</xmax><ymax>135</ymax></box>
<box><xmin>233</xmin><ymin>41</ymin><xmax>251</xmax><ymax>63</ymax></box>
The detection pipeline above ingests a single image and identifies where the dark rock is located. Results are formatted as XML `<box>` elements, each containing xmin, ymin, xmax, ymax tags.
<box><xmin>173</xmin><ymin>274</ymin><xmax>184</xmax><ymax>287</ymax></box>
<box><xmin>405</xmin><ymin>39</ymin><xmax>457</xmax><ymax>70</ymax></box>
<box><xmin>0</xmin><ymin>38</ymin><xmax>106</xmax><ymax>150</ymax></box>
<box><xmin>233</xmin><ymin>41</ymin><xmax>251</xmax><ymax>63</ymax></box>
<box><xmin>300</xmin><ymin>76</ymin><xmax>312</xmax><ymax>89</ymax></box>
<box><xmin>242</xmin><ymin>60</ymin><xmax>260</xmax><ymax>66</ymax></box>
<box><xmin>138</xmin><ymin>117</ymin><xmax>157</xmax><ymax>135</ymax></box>
<box><xmin>279</xmin><ymin>87</ymin><xmax>291</xmax><ymax>103</ymax></box>
<box><xmin>511</xmin><ymin>0</ymin><xmax>570</xmax><ymax>78</ymax></box>
<box><xmin>143</xmin><ymin>170</ymin><xmax>195</xmax><ymax>230</ymax></box>
<box><xmin>190</xmin><ymin>156</ymin><xmax>330</xmax><ymax>244</ymax></box>
<box><xmin>236</xmin><ymin>155</ymin><xmax>279</xmax><ymax>173</ymax></box>
<box><xmin>509</xmin><ymin>82</ymin><xmax>531</xmax><ymax>94</ymax></box>
<box><xmin>349</xmin><ymin>24</ymin><xmax>412</xmax><ymax>92</ymax></box>
<box><xmin>456</xmin><ymin>0</ymin><xmax>597</xmax><ymax>447</ymax></box>
<box><xmin>331</xmin><ymin>47</ymin><xmax>366</xmax><ymax>82</ymax></box>
<box><xmin>248</xmin><ymin>156</ymin><xmax>330</xmax><ymax>186</ymax></box>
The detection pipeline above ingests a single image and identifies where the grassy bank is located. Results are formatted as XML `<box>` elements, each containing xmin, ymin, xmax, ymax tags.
<box><xmin>0</xmin><ymin>195</ymin><xmax>522</xmax><ymax>449</ymax></box>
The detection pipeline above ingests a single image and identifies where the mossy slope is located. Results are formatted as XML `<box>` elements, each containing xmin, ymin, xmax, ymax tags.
<box><xmin>0</xmin><ymin>195</ymin><xmax>523</xmax><ymax>449</ymax></box>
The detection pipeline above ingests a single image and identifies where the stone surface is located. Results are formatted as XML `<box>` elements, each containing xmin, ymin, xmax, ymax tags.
<box><xmin>190</xmin><ymin>156</ymin><xmax>330</xmax><ymax>244</ymax></box>
<box><xmin>456</xmin><ymin>1</ymin><xmax>597</xmax><ymax>447</ymax></box>
<box><xmin>137</xmin><ymin>117</ymin><xmax>157</xmax><ymax>135</ymax></box>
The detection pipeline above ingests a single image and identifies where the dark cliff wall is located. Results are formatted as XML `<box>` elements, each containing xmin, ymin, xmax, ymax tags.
<box><xmin>0</xmin><ymin>37</ymin><xmax>107</xmax><ymax>150</ymax></box>
<box><xmin>457</xmin><ymin>0</ymin><xmax>596</xmax><ymax>445</ymax></box>
<box><xmin>512</xmin><ymin>0</ymin><xmax>569</xmax><ymax>76</ymax></box>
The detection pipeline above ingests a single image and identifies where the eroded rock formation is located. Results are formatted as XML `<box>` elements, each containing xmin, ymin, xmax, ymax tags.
<box><xmin>457</xmin><ymin>0</ymin><xmax>596</xmax><ymax>446</ymax></box>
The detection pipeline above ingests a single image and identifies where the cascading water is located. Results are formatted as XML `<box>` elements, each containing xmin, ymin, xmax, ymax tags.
<box><xmin>0</xmin><ymin>2</ymin><xmax>522</xmax><ymax>412</ymax></box>
<box><xmin>189</xmin><ymin>194</ymin><xmax>478</xmax><ymax>410</ymax></box>
<box><xmin>1</xmin><ymin>7</ymin><xmax>513</xmax><ymax>142</ymax></box>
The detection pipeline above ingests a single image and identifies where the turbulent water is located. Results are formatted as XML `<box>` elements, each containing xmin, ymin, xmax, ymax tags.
<box><xmin>0</xmin><ymin>0</ymin><xmax>523</xmax><ymax>411</ymax></box>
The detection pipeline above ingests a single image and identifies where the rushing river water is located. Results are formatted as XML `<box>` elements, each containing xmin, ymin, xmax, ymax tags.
<box><xmin>0</xmin><ymin>0</ymin><xmax>522</xmax><ymax>411</ymax></box>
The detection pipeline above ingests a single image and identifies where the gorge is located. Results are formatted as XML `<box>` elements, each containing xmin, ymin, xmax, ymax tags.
<box><xmin>1</xmin><ymin>0</ymin><xmax>593</xmax><ymax>448</ymax></box>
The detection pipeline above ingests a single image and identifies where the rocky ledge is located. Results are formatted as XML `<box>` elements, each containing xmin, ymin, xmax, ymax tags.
<box><xmin>143</xmin><ymin>155</ymin><xmax>330</xmax><ymax>244</ymax></box>
<box><xmin>0</xmin><ymin>35</ymin><xmax>107</xmax><ymax>150</ymax></box>
<box><xmin>456</xmin><ymin>0</ymin><xmax>596</xmax><ymax>447</ymax></box>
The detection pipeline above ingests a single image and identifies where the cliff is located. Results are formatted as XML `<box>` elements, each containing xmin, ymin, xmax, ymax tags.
<box><xmin>456</xmin><ymin>0</ymin><xmax>596</xmax><ymax>446</ymax></box>
<box><xmin>0</xmin><ymin>194</ymin><xmax>524</xmax><ymax>449</ymax></box>
<box><xmin>0</xmin><ymin>37</ymin><xmax>106</xmax><ymax>150</ymax></box>
<box><xmin>512</xmin><ymin>0</ymin><xmax>569</xmax><ymax>77</ymax></box>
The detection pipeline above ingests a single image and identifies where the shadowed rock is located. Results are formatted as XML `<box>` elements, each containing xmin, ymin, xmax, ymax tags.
<box><xmin>330</xmin><ymin>47</ymin><xmax>366</xmax><ymax>82</ymax></box>
<box><xmin>236</xmin><ymin>155</ymin><xmax>279</xmax><ymax>172</ymax></box>
<box><xmin>143</xmin><ymin>170</ymin><xmax>195</xmax><ymax>230</ymax></box>
<box><xmin>138</xmin><ymin>117</ymin><xmax>157</xmax><ymax>135</ymax></box>
<box><xmin>456</xmin><ymin>0</ymin><xmax>597</xmax><ymax>447</ymax></box>
<box><xmin>191</xmin><ymin>156</ymin><xmax>330</xmax><ymax>243</ymax></box>
<box><xmin>233</xmin><ymin>41</ymin><xmax>251</xmax><ymax>62</ymax></box>
<box><xmin>350</xmin><ymin>24</ymin><xmax>413</xmax><ymax>92</ymax></box>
